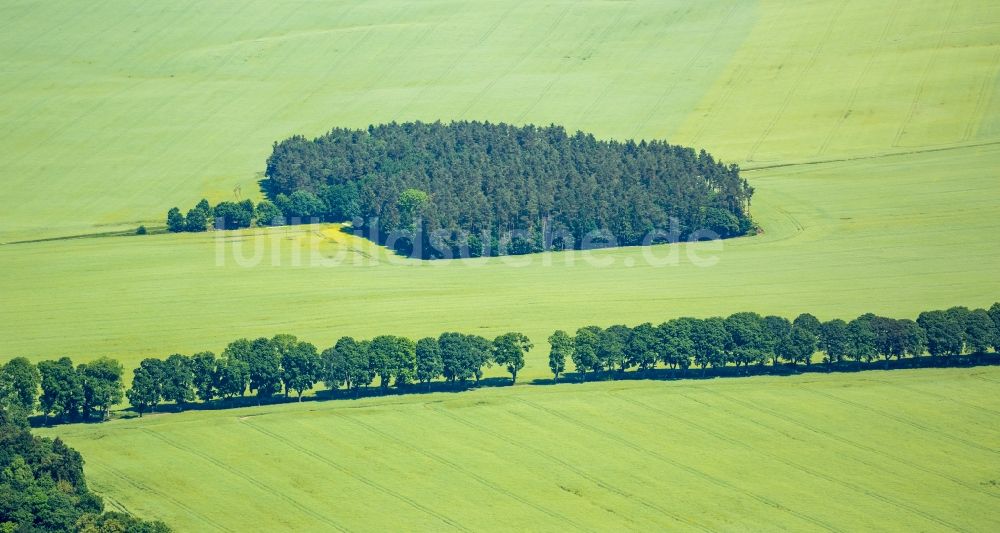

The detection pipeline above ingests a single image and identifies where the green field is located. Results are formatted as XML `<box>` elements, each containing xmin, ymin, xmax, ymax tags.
<box><xmin>37</xmin><ymin>367</ymin><xmax>1000</xmax><ymax>531</ymax></box>
<box><xmin>2</xmin><ymin>1</ymin><xmax>998</xmax><ymax>376</ymax></box>
<box><xmin>5</xmin><ymin>0</ymin><xmax>1000</xmax><ymax>530</ymax></box>
<box><xmin>2</xmin><ymin>142</ymin><xmax>999</xmax><ymax>380</ymax></box>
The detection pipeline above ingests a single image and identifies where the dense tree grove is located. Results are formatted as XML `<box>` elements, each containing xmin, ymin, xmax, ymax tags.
<box><xmin>0</xmin><ymin>406</ymin><xmax>169</xmax><ymax>532</ymax></box>
<box><xmin>257</xmin><ymin>121</ymin><xmax>755</xmax><ymax>258</ymax></box>
<box><xmin>3</xmin><ymin>304</ymin><xmax>999</xmax><ymax>428</ymax></box>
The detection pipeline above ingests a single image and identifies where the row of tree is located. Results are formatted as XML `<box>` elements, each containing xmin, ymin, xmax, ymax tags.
<box><xmin>126</xmin><ymin>331</ymin><xmax>533</xmax><ymax>415</ymax></box>
<box><xmin>166</xmin><ymin>197</ymin><xmax>286</xmax><ymax>232</ymax></box>
<box><xmin>0</xmin><ymin>406</ymin><xmax>169</xmax><ymax>531</ymax></box>
<box><xmin>2</xmin><ymin>304</ymin><xmax>997</xmax><ymax>424</ymax></box>
<box><xmin>0</xmin><ymin>332</ymin><xmax>533</xmax><ymax>421</ymax></box>
<box><xmin>263</xmin><ymin>121</ymin><xmax>756</xmax><ymax>258</ymax></box>
<box><xmin>0</xmin><ymin>357</ymin><xmax>126</xmax><ymax>424</ymax></box>
<box><xmin>545</xmin><ymin>305</ymin><xmax>1000</xmax><ymax>379</ymax></box>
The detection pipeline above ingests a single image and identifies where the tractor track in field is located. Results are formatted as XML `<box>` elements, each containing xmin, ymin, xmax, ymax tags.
<box><xmin>746</xmin><ymin>1</ymin><xmax>847</xmax><ymax>163</ymax></box>
<box><xmin>333</xmin><ymin>411</ymin><xmax>597</xmax><ymax>532</ymax></box>
<box><xmin>806</xmin><ymin>388</ymin><xmax>1000</xmax><ymax>455</ymax></box>
<box><xmin>629</xmin><ymin>0</ymin><xmax>740</xmax><ymax>140</ymax></box>
<box><xmin>685</xmin><ymin>387</ymin><xmax>1000</xmax><ymax>502</ymax></box>
<box><xmin>816</xmin><ymin>0</ymin><xmax>902</xmax><ymax>156</ymax></box>
<box><xmin>148</xmin><ymin>1</ymin><xmax>380</xmax><ymax>203</ymax></box>
<box><xmin>399</xmin><ymin>0</ymin><xmax>525</xmax><ymax>117</ymax></box>
<box><xmin>972</xmin><ymin>374</ymin><xmax>1000</xmax><ymax>385</ymax></box>
<box><xmin>266</xmin><ymin>0</ymin><xmax>398</xmax><ymax>120</ymax></box>
<box><xmin>141</xmin><ymin>428</ymin><xmax>351</xmax><ymax>532</ymax></box>
<box><xmin>513</xmin><ymin>397</ymin><xmax>843</xmax><ymax>532</ymax></box>
<box><xmin>611</xmin><ymin>393</ymin><xmax>975</xmax><ymax>533</ymax></box>
<box><xmin>742</xmin><ymin>138</ymin><xmax>1000</xmax><ymax>172</ymax></box>
<box><xmin>0</xmin><ymin>0</ymin><xmax>119</xmax><ymax>88</ymax></box>
<box><xmin>104</xmin><ymin>2</ymin><xmax>357</xmax><ymax>205</ymax></box>
<box><xmin>962</xmin><ymin>43</ymin><xmax>1000</xmax><ymax>142</ymax></box>
<box><xmin>892</xmin><ymin>0</ymin><xmax>959</xmax><ymax>148</ymax></box>
<box><xmin>515</xmin><ymin>2</ymin><xmax>631</xmax><ymax>125</ymax></box>
<box><xmin>428</xmin><ymin>404</ymin><xmax>712</xmax><ymax>532</ymax></box>
<box><xmin>1</xmin><ymin>0</ymin><xmax>188</xmax><ymax>134</ymax></box>
<box><xmin>332</xmin><ymin>3</ymin><xmax>452</xmax><ymax>114</ymax></box>
<box><xmin>0</xmin><ymin>0</ymin><xmax>124</xmax><ymax>95</ymax></box>
<box><xmin>688</xmin><ymin>3</ymin><xmax>791</xmax><ymax>148</ymax></box>
<box><xmin>871</xmin><ymin>379</ymin><xmax>1000</xmax><ymax>417</ymax></box>
<box><xmin>3</xmin><ymin>1</ymin><xmax>254</xmax><ymax>166</ymax></box>
<box><xmin>239</xmin><ymin>418</ymin><xmax>469</xmax><ymax>532</ymax></box>
<box><xmin>95</xmin><ymin>463</ymin><xmax>233</xmax><ymax>532</ymax></box>
<box><xmin>458</xmin><ymin>2</ymin><xmax>574</xmax><ymax>119</ymax></box>
<box><xmin>574</xmin><ymin>5</ymin><xmax>693</xmax><ymax>127</ymax></box>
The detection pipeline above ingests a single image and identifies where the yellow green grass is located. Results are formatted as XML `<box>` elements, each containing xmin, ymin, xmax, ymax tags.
<box><xmin>1</xmin><ymin>0</ymin><xmax>998</xmax><ymax>241</ymax></box>
<box><xmin>38</xmin><ymin>367</ymin><xmax>1000</xmax><ymax>531</ymax></box>
<box><xmin>5</xmin><ymin>0</ymin><xmax>1000</xmax><ymax>529</ymax></box>
<box><xmin>2</xmin><ymin>142</ymin><xmax>998</xmax><ymax>380</ymax></box>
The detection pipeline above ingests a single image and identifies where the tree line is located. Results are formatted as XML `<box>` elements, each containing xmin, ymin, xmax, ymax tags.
<box><xmin>1</xmin><ymin>304</ymin><xmax>997</xmax><ymax>425</ymax></box>
<box><xmin>0</xmin><ymin>406</ymin><xmax>169</xmax><ymax>531</ymax></box>
<box><xmin>258</xmin><ymin>121</ymin><xmax>756</xmax><ymax>258</ymax></box>
<box><xmin>546</xmin><ymin>305</ymin><xmax>1000</xmax><ymax>379</ymax></box>
<box><xmin>3</xmin><ymin>303</ymin><xmax>995</xmax><ymax>531</ymax></box>
<box><xmin>0</xmin><ymin>332</ymin><xmax>533</xmax><ymax>422</ymax></box>
<box><xmin>165</xmin><ymin>197</ymin><xmax>284</xmax><ymax>233</ymax></box>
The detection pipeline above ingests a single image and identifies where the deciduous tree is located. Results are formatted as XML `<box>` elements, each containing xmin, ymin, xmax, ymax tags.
<box><xmin>256</xmin><ymin>200</ymin><xmax>284</xmax><ymax>226</ymax></box>
<box><xmin>127</xmin><ymin>358</ymin><xmax>165</xmax><ymax>416</ymax></box>
<box><xmin>725</xmin><ymin>312</ymin><xmax>768</xmax><ymax>370</ymax></box>
<box><xmin>166</xmin><ymin>207</ymin><xmax>185</xmax><ymax>232</ymax></box>
<box><xmin>779</xmin><ymin>325</ymin><xmax>818</xmax><ymax>366</ymax></box>
<box><xmin>657</xmin><ymin>318</ymin><xmax>695</xmax><ymax>371</ymax></box>
<box><xmin>281</xmin><ymin>341</ymin><xmax>321</xmax><ymax>400</ymax></box>
<box><xmin>0</xmin><ymin>357</ymin><xmax>40</xmax><ymax>416</ymax></box>
<box><xmin>415</xmin><ymin>337</ymin><xmax>444</xmax><ymax>386</ymax></box>
<box><xmin>161</xmin><ymin>354</ymin><xmax>194</xmax><ymax>408</ymax></box>
<box><xmin>964</xmin><ymin>308</ymin><xmax>997</xmax><ymax>354</ymax></box>
<box><xmin>77</xmin><ymin>357</ymin><xmax>123</xmax><ymax>421</ymax></box>
<box><xmin>572</xmin><ymin>326</ymin><xmax>602</xmax><ymax>377</ymax></box>
<box><xmin>762</xmin><ymin>316</ymin><xmax>791</xmax><ymax>366</ymax></box>
<box><xmin>492</xmin><ymin>332</ymin><xmax>533</xmax><ymax>384</ymax></box>
<box><xmin>215</xmin><ymin>357</ymin><xmax>249</xmax><ymax>399</ymax></box>
<box><xmin>819</xmin><ymin>319</ymin><xmax>850</xmax><ymax>365</ymax></box>
<box><xmin>917</xmin><ymin>310</ymin><xmax>963</xmax><ymax>358</ymax></box>
<box><xmin>547</xmin><ymin>330</ymin><xmax>572</xmax><ymax>381</ymax></box>
<box><xmin>627</xmin><ymin>323</ymin><xmax>659</xmax><ymax>371</ymax></box>
<box><xmin>692</xmin><ymin>318</ymin><xmax>730</xmax><ymax>375</ymax></box>
<box><xmin>190</xmin><ymin>351</ymin><xmax>217</xmax><ymax>402</ymax></box>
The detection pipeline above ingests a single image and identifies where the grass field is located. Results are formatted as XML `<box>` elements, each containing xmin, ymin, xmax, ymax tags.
<box><xmin>1</xmin><ymin>0</ymin><xmax>998</xmax><ymax>241</ymax></box>
<box><xmin>1</xmin><ymin>2</ymin><xmax>998</xmax><ymax>374</ymax></box>
<box><xmin>2</xmin><ymin>142</ymin><xmax>999</xmax><ymax>380</ymax></box>
<box><xmin>5</xmin><ymin>0</ymin><xmax>1000</xmax><ymax>529</ymax></box>
<box><xmin>37</xmin><ymin>367</ymin><xmax>1000</xmax><ymax>531</ymax></box>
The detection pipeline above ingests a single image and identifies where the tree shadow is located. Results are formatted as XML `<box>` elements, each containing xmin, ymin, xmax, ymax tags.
<box><xmin>32</xmin><ymin>353</ymin><xmax>1000</xmax><ymax>428</ymax></box>
<box><xmin>528</xmin><ymin>353</ymin><xmax>1000</xmax><ymax>386</ymax></box>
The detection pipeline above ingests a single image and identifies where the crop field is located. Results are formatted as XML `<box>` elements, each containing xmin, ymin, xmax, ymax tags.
<box><xmin>5</xmin><ymin>0</ymin><xmax>1000</xmax><ymax>530</ymax></box>
<box><xmin>37</xmin><ymin>367</ymin><xmax>1000</xmax><ymax>531</ymax></box>
<box><xmin>1</xmin><ymin>0</ymin><xmax>998</xmax><ymax>242</ymax></box>
<box><xmin>2</xmin><ymin>143</ymin><xmax>999</xmax><ymax>380</ymax></box>
<box><xmin>1</xmin><ymin>1</ymin><xmax>999</xmax><ymax>377</ymax></box>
